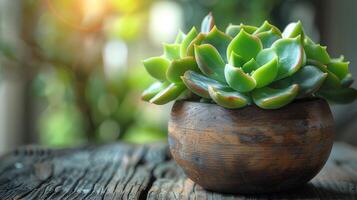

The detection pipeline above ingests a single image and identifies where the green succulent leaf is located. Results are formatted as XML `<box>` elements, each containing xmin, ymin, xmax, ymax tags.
<box><xmin>277</xmin><ymin>65</ymin><xmax>327</xmax><ymax>97</ymax></box>
<box><xmin>252</xmin><ymin>84</ymin><xmax>299</xmax><ymax>109</ymax></box>
<box><xmin>180</xmin><ymin>27</ymin><xmax>198</xmax><ymax>57</ymax></box>
<box><xmin>175</xmin><ymin>31</ymin><xmax>186</xmax><ymax>44</ymax></box>
<box><xmin>341</xmin><ymin>73</ymin><xmax>354</xmax><ymax>88</ymax></box>
<box><xmin>163</xmin><ymin>43</ymin><xmax>181</xmax><ymax>60</ymax></box>
<box><xmin>186</xmin><ymin>33</ymin><xmax>206</xmax><ymax>56</ymax></box>
<box><xmin>321</xmin><ymin>73</ymin><xmax>341</xmax><ymax>89</ymax></box>
<box><xmin>208</xmin><ymin>86</ymin><xmax>251</xmax><ymax>109</ymax></box>
<box><xmin>327</xmin><ymin>59</ymin><xmax>349</xmax><ymax>80</ymax></box>
<box><xmin>225</xmin><ymin>23</ymin><xmax>258</xmax><ymax>37</ymax></box>
<box><xmin>225</xmin><ymin>64</ymin><xmax>256</xmax><ymax>92</ymax></box>
<box><xmin>256</xmin><ymin>29</ymin><xmax>282</xmax><ymax>48</ymax></box>
<box><xmin>201</xmin><ymin>12</ymin><xmax>215</xmax><ymax>33</ymax></box>
<box><xmin>256</xmin><ymin>48</ymin><xmax>277</xmax><ymax>66</ymax></box>
<box><xmin>251</xmin><ymin>56</ymin><xmax>278</xmax><ymax>88</ymax></box>
<box><xmin>242</xmin><ymin>58</ymin><xmax>259</xmax><ymax>73</ymax></box>
<box><xmin>293</xmin><ymin>65</ymin><xmax>327</xmax><ymax>97</ymax></box>
<box><xmin>143</xmin><ymin>57</ymin><xmax>170</xmax><ymax>81</ymax></box>
<box><xmin>282</xmin><ymin>21</ymin><xmax>304</xmax><ymax>39</ymax></box>
<box><xmin>317</xmin><ymin>88</ymin><xmax>357</xmax><ymax>104</ymax></box>
<box><xmin>194</xmin><ymin>44</ymin><xmax>226</xmax><ymax>82</ymax></box>
<box><xmin>142</xmin><ymin>14</ymin><xmax>356</xmax><ymax>108</ymax></box>
<box><xmin>166</xmin><ymin>57</ymin><xmax>199</xmax><ymax>83</ymax></box>
<box><xmin>227</xmin><ymin>30</ymin><xmax>262</xmax><ymax>62</ymax></box>
<box><xmin>308</xmin><ymin>59</ymin><xmax>341</xmax><ymax>89</ymax></box>
<box><xmin>182</xmin><ymin>70</ymin><xmax>228</xmax><ymax>98</ymax></box>
<box><xmin>202</xmin><ymin>26</ymin><xmax>232</xmax><ymax>62</ymax></box>
<box><xmin>304</xmin><ymin>37</ymin><xmax>331</xmax><ymax>64</ymax></box>
<box><xmin>149</xmin><ymin>83</ymin><xmax>186</xmax><ymax>105</ymax></box>
<box><xmin>332</xmin><ymin>55</ymin><xmax>345</xmax><ymax>62</ymax></box>
<box><xmin>142</xmin><ymin>81</ymin><xmax>170</xmax><ymax>101</ymax></box>
<box><xmin>254</xmin><ymin>21</ymin><xmax>282</xmax><ymax>35</ymax></box>
<box><xmin>272</xmin><ymin>36</ymin><xmax>304</xmax><ymax>80</ymax></box>
<box><xmin>229</xmin><ymin>52</ymin><xmax>245</xmax><ymax>67</ymax></box>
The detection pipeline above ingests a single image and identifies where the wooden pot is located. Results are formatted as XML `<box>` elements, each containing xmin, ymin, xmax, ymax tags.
<box><xmin>168</xmin><ymin>98</ymin><xmax>334</xmax><ymax>194</ymax></box>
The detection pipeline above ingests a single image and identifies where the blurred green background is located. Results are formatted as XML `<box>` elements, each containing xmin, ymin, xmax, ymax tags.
<box><xmin>0</xmin><ymin>0</ymin><xmax>356</xmax><ymax>153</ymax></box>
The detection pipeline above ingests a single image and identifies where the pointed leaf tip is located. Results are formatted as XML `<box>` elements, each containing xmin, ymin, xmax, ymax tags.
<box><xmin>195</xmin><ymin>44</ymin><xmax>225</xmax><ymax>82</ymax></box>
<box><xmin>252</xmin><ymin>84</ymin><xmax>299</xmax><ymax>109</ymax></box>
<box><xmin>201</xmin><ymin>12</ymin><xmax>215</xmax><ymax>33</ymax></box>
<box><xmin>166</xmin><ymin>57</ymin><xmax>199</xmax><ymax>83</ymax></box>
<box><xmin>225</xmin><ymin>64</ymin><xmax>256</xmax><ymax>92</ymax></box>
<box><xmin>143</xmin><ymin>57</ymin><xmax>170</xmax><ymax>81</ymax></box>
<box><xmin>142</xmin><ymin>81</ymin><xmax>171</xmax><ymax>101</ymax></box>
<box><xmin>272</xmin><ymin>37</ymin><xmax>304</xmax><ymax>80</ymax></box>
<box><xmin>149</xmin><ymin>83</ymin><xmax>186</xmax><ymax>105</ymax></box>
<box><xmin>251</xmin><ymin>56</ymin><xmax>278</xmax><ymax>88</ymax></box>
<box><xmin>282</xmin><ymin>21</ymin><xmax>304</xmax><ymax>39</ymax></box>
<box><xmin>208</xmin><ymin>86</ymin><xmax>251</xmax><ymax>109</ymax></box>
<box><xmin>180</xmin><ymin>27</ymin><xmax>198</xmax><ymax>57</ymax></box>
<box><xmin>304</xmin><ymin>37</ymin><xmax>331</xmax><ymax>64</ymax></box>
<box><xmin>227</xmin><ymin>30</ymin><xmax>262</xmax><ymax>62</ymax></box>
<box><xmin>182</xmin><ymin>70</ymin><xmax>228</xmax><ymax>98</ymax></box>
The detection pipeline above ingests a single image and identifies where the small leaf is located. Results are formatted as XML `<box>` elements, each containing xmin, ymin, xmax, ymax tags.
<box><xmin>227</xmin><ymin>30</ymin><xmax>262</xmax><ymax>62</ymax></box>
<box><xmin>225</xmin><ymin>64</ymin><xmax>256</xmax><ymax>92</ymax></box>
<box><xmin>272</xmin><ymin>36</ymin><xmax>304</xmax><ymax>80</ymax></box>
<box><xmin>201</xmin><ymin>12</ymin><xmax>215</xmax><ymax>33</ymax></box>
<box><xmin>256</xmin><ymin>29</ymin><xmax>282</xmax><ymax>48</ymax></box>
<box><xmin>229</xmin><ymin>52</ymin><xmax>245</xmax><ymax>67</ymax></box>
<box><xmin>332</xmin><ymin>55</ymin><xmax>345</xmax><ymax>63</ymax></box>
<box><xmin>282</xmin><ymin>21</ymin><xmax>304</xmax><ymax>39</ymax></box>
<box><xmin>256</xmin><ymin>48</ymin><xmax>277</xmax><ymax>66</ymax></box>
<box><xmin>320</xmin><ymin>72</ymin><xmax>341</xmax><ymax>89</ymax></box>
<box><xmin>180</xmin><ymin>27</ymin><xmax>198</xmax><ymax>57</ymax></box>
<box><xmin>327</xmin><ymin>60</ymin><xmax>349</xmax><ymax>80</ymax></box>
<box><xmin>341</xmin><ymin>73</ymin><xmax>354</xmax><ymax>88</ymax></box>
<box><xmin>242</xmin><ymin>58</ymin><xmax>259</xmax><ymax>73</ymax></box>
<box><xmin>308</xmin><ymin>59</ymin><xmax>341</xmax><ymax>89</ymax></box>
<box><xmin>175</xmin><ymin>31</ymin><xmax>186</xmax><ymax>44</ymax></box>
<box><xmin>186</xmin><ymin>33</ymin><xmax>206</xmax><ymax>56</ymax></box>
<box><xmin>254</xmin><ymin>21</ymin><xmax>282</xmax><ymax>35</ymax></box>
<box><xmin>163</xmin><ymin>43</ymin><xmax>181</xmax><ymax>60</ymax></box>
<box><xmin>252</xmin><ymin>84</ymin><xmax>299</xmax><ymax>109</ymax></box>
<box><xmin>202</xmin><ymin>26</ymin><xmax>232</xmax><ymax>62</ymax></box>
<box><xmin>287</xmin><ymin>65</ymin><xmax>327</xmax><ymax>97</ymax></box>
<box><xmin>195</xmin><ymin>44</ymin><xmax>226</xmax><ymax>82</ymax></box>
<box><xmin>208</xmin><ymin>86</ymin><xmax>251</xmax><ymax>109</ymax></box>
<box><xmin>225</xmin><ymin>23</ymin><xmax>258</xmax><ymax>37</ymax></box>
<box><xmin>303</xmin><ymin>37</ymin><xmax>331</xmax><ymax>64</ymax></box>
<box><xmin>166</xmin><ymin>57</ymin><xmax>199</xmax><ymax>83</ymax></box>
<box><xmin>251</xmin><ymin>56</ymin><xmax>278</xmax><ymax>88</ymax></box>
<box><xmin>143</xmin><ymin>57</ymin><xmax>170</xmax><ymax>81</ymax></box>
<box><xmin>182</xmin><ymin>70</ymin><xmax>228</xmax><ymax>98</ymax></box>
<box><xmin>317</xmin><ymin>88</ymin><xmax>357</xmax><ymax>104</ymax></box>
<box><xmin>142</xmin><ymin>82</ymin><xmax>170</xmax><ymax>101</ymax></box>
<box><xmin>150</xmin><ymin>83</ymin><xmax>186</xmax><ymax>105</ymax></box>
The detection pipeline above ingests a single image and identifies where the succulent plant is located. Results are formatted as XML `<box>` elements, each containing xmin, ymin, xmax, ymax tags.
<box><xmin>142</xmin><ymin>13</ymin><xmax>357</xmax><ymax>109</ymax></box>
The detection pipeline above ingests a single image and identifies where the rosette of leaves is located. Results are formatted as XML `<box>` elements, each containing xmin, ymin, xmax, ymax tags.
<box><xmin>142</xmin><ymin>13</ymin><xmax>357</xmax><ymax>109</ymax></box>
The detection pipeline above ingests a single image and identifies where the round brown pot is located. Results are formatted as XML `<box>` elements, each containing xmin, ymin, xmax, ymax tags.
<box><xmin>168</xmin><ymin>98</ymin><xmax>334</xmax><ymax>194</ymax></box>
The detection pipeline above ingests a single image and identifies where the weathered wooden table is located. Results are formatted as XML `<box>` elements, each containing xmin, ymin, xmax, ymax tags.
<box><xmin>0</xmin><ymin>142</ymin><xmax>356</xmax><ymax>200</ymax></box>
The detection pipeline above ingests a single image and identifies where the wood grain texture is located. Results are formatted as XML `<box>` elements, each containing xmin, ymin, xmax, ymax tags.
<box><xmin>0</xmin><ymin>142</ymin><xmax>356</xmax><ymax>199</ymax></box>
<box><xmin>169</xmin><ymin>99</ymin><xmax>335</xmax><ymax>193</ymax></box>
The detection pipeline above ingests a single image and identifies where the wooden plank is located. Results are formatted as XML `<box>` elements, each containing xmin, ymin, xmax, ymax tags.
<box><xmin>0</xmin><ymin>142</ymin><xmax>356</xmax><ymax>199</ymax></box>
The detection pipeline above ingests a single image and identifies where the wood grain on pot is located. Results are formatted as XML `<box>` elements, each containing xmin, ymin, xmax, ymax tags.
<box><xmin>168</xmin><ymin>98</ymin><xmax>335</xmax><ymax>194</ymax></box>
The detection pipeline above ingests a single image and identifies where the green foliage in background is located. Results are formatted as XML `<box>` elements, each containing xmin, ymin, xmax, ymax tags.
<box><xmin>0</xmin><ymin>0</ymin><xmax>284</xmax><ymax>146</ymax></box>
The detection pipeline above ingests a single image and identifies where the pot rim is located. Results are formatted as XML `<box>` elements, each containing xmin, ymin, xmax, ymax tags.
<box><xmin>175</xmin><ymin>97</ymin><xmax>327</xmax><ymax>109</ymax></box>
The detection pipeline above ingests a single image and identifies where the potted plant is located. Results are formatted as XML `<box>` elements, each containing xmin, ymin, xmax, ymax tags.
<box><xmin>141</xmin><ymin>13</ymin><xmax>357</xmax><ymax>193</ymax></box>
